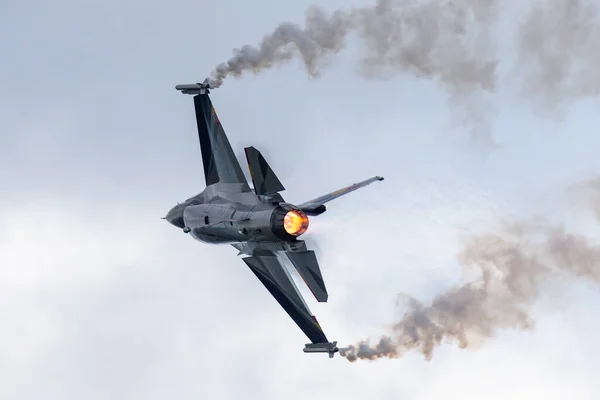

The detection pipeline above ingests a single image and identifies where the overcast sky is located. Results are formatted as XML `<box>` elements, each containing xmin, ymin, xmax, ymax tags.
<box><xmin>2</xmin><ymin>0</ymin><xmax>600</xmax><ymax>399</ymax></box>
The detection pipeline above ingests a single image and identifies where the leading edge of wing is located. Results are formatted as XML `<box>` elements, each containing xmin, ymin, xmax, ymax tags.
<box><xmin>193</xmin><ymin>94</ymin><xmax>250</xmax><ymax>191</ymax></box>
<box><xmin>242</xmin><ymin>250</ymin><xmax>329</xmax><ymax>344</ymax></box>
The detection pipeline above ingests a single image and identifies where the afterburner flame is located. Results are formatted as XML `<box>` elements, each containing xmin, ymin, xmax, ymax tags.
<box><xmin>283</xmin><ymin>210</ymin><xmax>309</xmax><ymax>236</ymax></box>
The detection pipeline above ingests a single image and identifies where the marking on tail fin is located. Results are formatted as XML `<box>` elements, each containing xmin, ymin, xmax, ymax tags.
<box><xmin>211</xmin><ymin>105</ymin><xmax>219</xmax><ymax>124</ymax></box>
<box><xmin>311</xmin><ymin>316</ymin><xmax>322</xmax><ymax>329</ymax></box>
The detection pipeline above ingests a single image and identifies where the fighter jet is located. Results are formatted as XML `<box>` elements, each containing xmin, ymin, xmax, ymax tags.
<box><xmin>165</xmin><ymin>80</ymin><xmax>384</xmax><ymax>358</ymax></box>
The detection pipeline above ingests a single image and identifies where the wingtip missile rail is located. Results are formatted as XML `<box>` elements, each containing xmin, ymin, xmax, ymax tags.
<box><xmin>303</xmin><ymin>341</ymin><xmax>339</xmax><ymax>358</ymax></box>
<box><xmin>175</xmin><ymin>78</ymin><xmax>212</xmax><ymax>95</ymax></box>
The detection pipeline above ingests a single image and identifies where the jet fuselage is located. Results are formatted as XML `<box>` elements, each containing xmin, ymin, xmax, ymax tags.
<box><xmin>165</xmin><ymin>82</ymin><xmax>382</xmax><ymax>357</ymax></box>
<box><xmin>165</xmin><ymin>186</ymin><xmax>310</xmax><ymax>245</ymax></box>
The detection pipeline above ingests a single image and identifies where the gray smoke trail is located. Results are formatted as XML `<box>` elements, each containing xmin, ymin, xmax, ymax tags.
<box><xmin>206</xmin><ymin>0</ymin><xmax>600</xmax><ymax>123</ymax></box>
<box><xmin>517</xmin><ymin>0</ymin><xmax>600</xmax><ymax>110</ymax></box>
<box><xmin>206</xmin><ymin>0</ymin><xmax>500</xmax><ymax>139</ymax></box>
<box><xmin>339</xmin><ymin>211</ymin><xmax>600</xmax><ymax>362</ymax></box>
<box><xmin>207</xmin><ymin>0</ymin><xmax>499</xmax><ymax>95</ymax></box>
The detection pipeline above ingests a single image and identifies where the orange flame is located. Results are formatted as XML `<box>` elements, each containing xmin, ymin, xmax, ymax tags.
<box><xmin>283</xmin><ymin>210</ymin><xmax>309</xmax><ymax>236</ymax></box>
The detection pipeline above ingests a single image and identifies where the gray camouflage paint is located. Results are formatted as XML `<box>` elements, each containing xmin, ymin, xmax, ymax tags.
<box><xmin>165</xmin><ymin>84</ymin><xmax>383</xmax><ymax>355</ymax></box>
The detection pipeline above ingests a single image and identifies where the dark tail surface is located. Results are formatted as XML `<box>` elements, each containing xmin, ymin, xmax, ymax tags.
<box><xmin>244</xmin><ymin>146</ymin><xmax>285</xmax><ymax>195</ymax></box>
<box><xmin>193</xmin><ymin>94</ymin><xmax>250</xmax><ymax>190</ymax></box>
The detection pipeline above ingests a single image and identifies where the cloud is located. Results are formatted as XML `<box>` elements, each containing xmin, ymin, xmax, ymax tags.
<box><xmin>0</xmin><ymin>201</ymin><xmax>282</xmax><ymax>399</ymax></box>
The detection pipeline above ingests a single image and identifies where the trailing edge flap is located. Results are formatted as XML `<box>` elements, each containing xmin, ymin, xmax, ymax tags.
<box><xmin>242</xmin><ymin>250</ymin><xmax>328</xmax><ymax>344</ymax></box>
<box><xmin>285</xmin><ymin>251</ymin><xmax>328</xmax><ymax>302</ymax></box>
<box><xmin>244</xmin><ymin>146</ymin><xmax>285</xmax><ymax>195</ymax></box>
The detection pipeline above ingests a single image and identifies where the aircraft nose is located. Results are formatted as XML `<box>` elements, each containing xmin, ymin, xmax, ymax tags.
<box><xmin>165</xmin><ymin>204</ymin><xmax>185</xmax><ymax>228</ymax></box>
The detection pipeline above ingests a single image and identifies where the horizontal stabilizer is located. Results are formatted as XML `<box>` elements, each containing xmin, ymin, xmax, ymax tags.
<box><xmin>298</xmin><ymin>176</ymin><xmax>384</xmax><ymax>216</ymax></box>
<box><xmin>244</xmin><ymin>146</ymin><xmax>285</xmax><ymax>195</ymax></box>
<box><xmin>286</xmin><ymin>250</ymin><xmax>328</xmax><ymax>302</ymax></box>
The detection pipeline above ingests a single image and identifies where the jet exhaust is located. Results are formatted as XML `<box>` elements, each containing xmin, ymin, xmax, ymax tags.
<box><xmin>283</xmin><ymin>209</ymin><xmax>309</xmax><ymax>236</ymax></box>
<box><xmin>339</xmin><ymin>179</ymin><xmax>600</xmax><ymax>362</ymax></box>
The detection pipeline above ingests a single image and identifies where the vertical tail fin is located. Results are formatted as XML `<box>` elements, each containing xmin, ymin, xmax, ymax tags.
<box><xmin>244</xmin><ymin>146</ymin><xmax>285</xmax><ymax>195</ymax></box>
<box><xmin>190</xmin><ymin>91</ymin><xmax>250</xmax><ymax>190</ymax></box>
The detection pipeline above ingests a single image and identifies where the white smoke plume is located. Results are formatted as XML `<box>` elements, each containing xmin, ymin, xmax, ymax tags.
<box><xmin>207</xmin><ymin>0</ymin><xmax>499</xmax><ymax>97</ymax></box>
<box><xmin>517</xmin><ymin>0</ymin><xmax>600</xmax><ymax>109</ymax></box>
<box><xmin>207</xmin><ymin>0</ymin><xmax>600</xmax><ymax>107</ymax></box>
<box><xmin>339</xmin><ymin>182</ymin><xmax>600</xmax><ymax>362</ymax></box>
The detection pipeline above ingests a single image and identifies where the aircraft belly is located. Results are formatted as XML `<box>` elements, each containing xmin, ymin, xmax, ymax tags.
<box><xmin>189</xmin><ymin>227</ymin><xmax>242</xmax><ymax>244</ymax></box>
<box><xmin>184</xmin><ymin>203</ymin><xmax>281</xmax><ymax>244</ymax></box>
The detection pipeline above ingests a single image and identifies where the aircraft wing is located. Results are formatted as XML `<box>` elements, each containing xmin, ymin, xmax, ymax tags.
<box><xmin>184</xmin><ymin>87</ymin><xmax>251</xmax><ymax>191</ymax></box>
<box><xmin>242</xmin><ymin>249</ymin><xmax>333</xmax><ymax>345</ymax></box>
<box><xmin>297</xmin><ymin>176</ymin><xmax>384</xmax><ymax>216</ymax></box>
